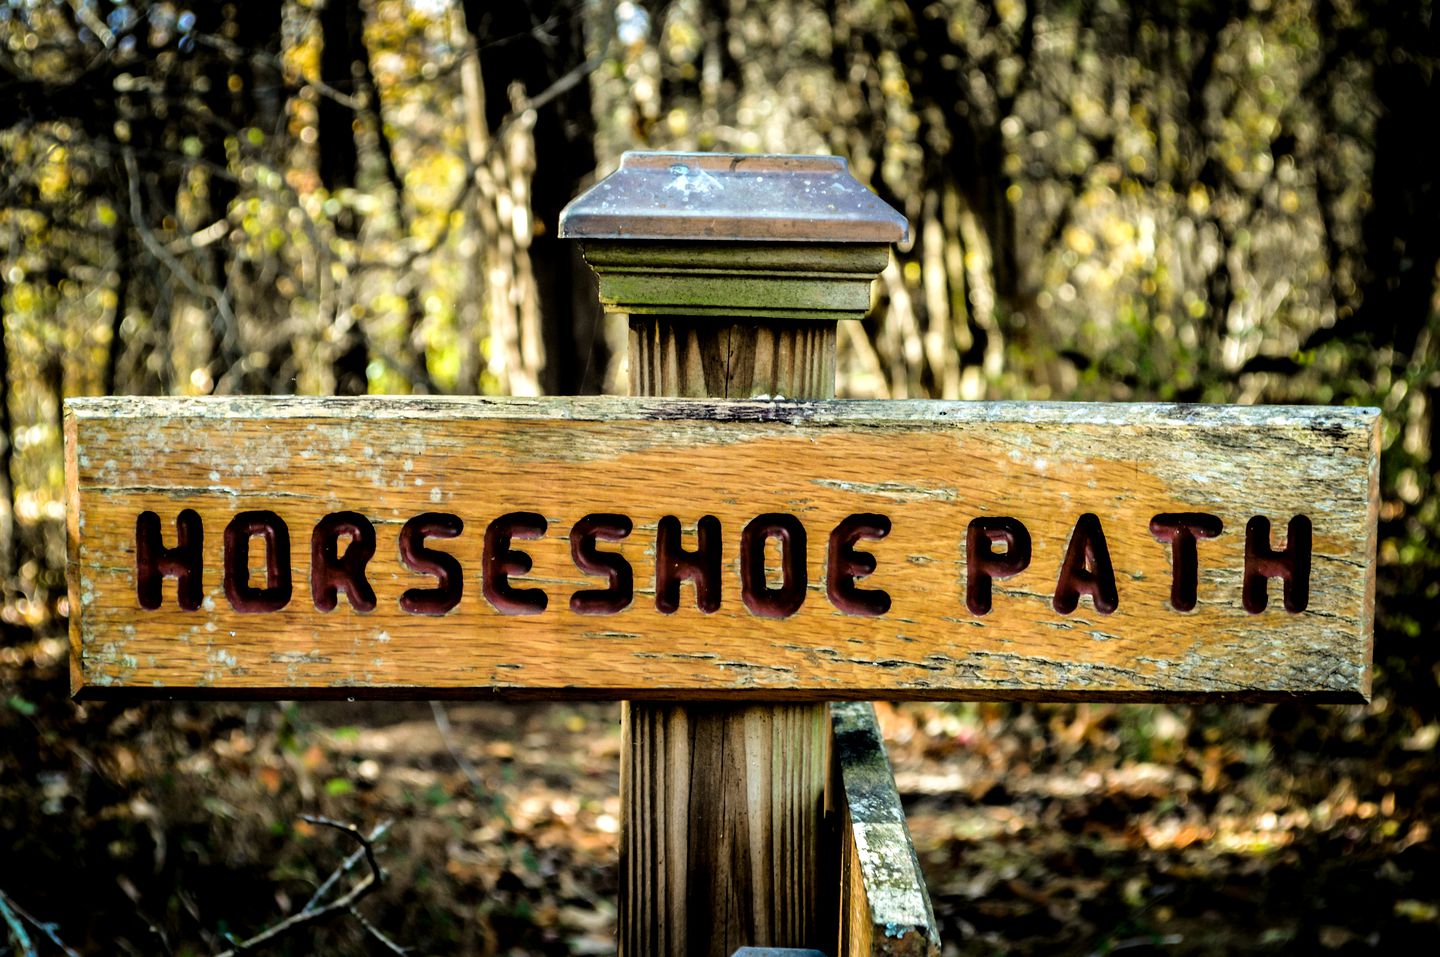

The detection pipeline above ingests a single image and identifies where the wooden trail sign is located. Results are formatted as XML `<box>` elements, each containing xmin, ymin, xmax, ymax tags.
<box><xmin>63</xmin><ymin>151</ymin><xmax>1374</xmax><ymax>957</ymax></box>
<box><xmin>66</xmin><ymin>394</ymin><xmax>1378</xmax><ymax>702</ymax></box>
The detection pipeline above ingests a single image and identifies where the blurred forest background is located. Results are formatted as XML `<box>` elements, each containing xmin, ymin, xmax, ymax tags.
<box><xmin>2</xmin><ymin>0</ymin><xmax>1438</xmax><ymax>954</ymax></box>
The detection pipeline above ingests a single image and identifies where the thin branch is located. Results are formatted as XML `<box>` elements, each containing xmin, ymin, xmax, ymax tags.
<box><xmin>192</xmin><ymin>32</ymin><xmax>363</xmax><ymax>110</ymax></box>
<box><xmin>0</xmin><ymin>890</ymin><xmax>36</xmax><ymax>957</ymax></box>
<box><xmin>300</xmin><ymin>819</ymin><xmax>393</xmax><ymax>914</ymax></box>
<box><xmin>298</xmin><ymin>817</ymin><xmax>382</xmax><ymax>891</ymax></box>
<box><xmin>213</xmin><ymin>875</ymin><xmax>374</xmax><ymax>955</ymax></box>
<box><xmin>166</xmin><ymin>216</ymin><xmax>235</xmax><ymax>255</ymax></box>
<box><xmin>430</xmin><ymin>701</ymin><xmax>487</xmax><ymax>796</ymax></box>
<box><xmin>356</xmin><ymin>323</ymin><xmax>439</xmax><ymax>394</ymax></box>
<box><xmin>0</xmin><ymin>888</ymin><xmax>81</xmax><ymax>957</ymax></box>
<box><xmin>0</xmin><ymin>4</ymin><xmax>151</xmax><ymax>109</ymax></box>
<box><xmin>212</xmin><ymin>818</ymin><xmax>393</xmax><ymax>957</ymax></box>
<box><xmin>522</xmin><ymin>54</ymin><xmax>602</xmax><ymax>115</ymax></box>
<box><xmin>356</xmin><ymin>169</ymin><xmax>476</xmax><ymax>274</ymax></box>
<box><xmin>347</xmin><ymin>906</ymin><xmax>408</xmax><ymax>955</ymax></box>
<box><xmin>356</xmin><ymin>53</ymin><xmax>601</xmax><ymax>273</ymax></box>
<box><xmin>66</xmin><ymin>0</ymin><xmax>116</xmax><ymax>49</ymax></box>
<box><xmin>121</xmin><ymin>146</ymin><xmax>242</xmax><ymax>369</ymax></box>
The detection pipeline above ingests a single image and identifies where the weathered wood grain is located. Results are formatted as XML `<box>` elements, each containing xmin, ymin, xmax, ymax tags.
<box><xmin>620</xmin><ymin>701</ymin><xmax>827</xmax><ymax>956</ymax></box>
<box><xmin>629</xmin><ymin>318</ymin><xmax>837</xmax><ymax>399</ymax></box>
<box><xmin>621</xmin><ymin>312</ymin><xmax>837</xmax><ymax>957</ymax></box>
<box><xmin>831</xmin><ymin>702</ymin><xmax>939</xmax><ymax>957</ymax></box>
<box><xmin>65</xmin><ymin>395</ymin><xmax>1379</xmax><ymax>701</ymax></box>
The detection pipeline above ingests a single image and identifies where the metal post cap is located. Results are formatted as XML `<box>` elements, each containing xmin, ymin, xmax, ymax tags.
<box><xmin>559</xmin><ymin>151</ymin><xmax>908</xmax><ymax>243</ymax></box>
<box><xmin>560</xmin><ymin>151</ymin><xmax>908</xmax><ymax>323</ymax></box>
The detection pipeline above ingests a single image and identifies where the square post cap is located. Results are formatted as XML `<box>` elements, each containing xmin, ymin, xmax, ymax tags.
<box><xmin>560</xmin><ymin>151</ymin><xmax>909</xmax><ymax>323</ymax></box>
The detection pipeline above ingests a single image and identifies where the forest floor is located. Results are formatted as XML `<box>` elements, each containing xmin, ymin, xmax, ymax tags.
<box><xmin>3</xmin><ymin>623</ymin><xmax>1439</xmax><ymax>956</ymax></box>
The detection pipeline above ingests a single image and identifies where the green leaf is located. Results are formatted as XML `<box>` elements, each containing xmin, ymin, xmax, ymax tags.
<box><xmin>7</xmin><ymin>695</ymin><xmax>37</xmax><ymax>717</ymax></box>
<box><xmin>324</xmin><ymin>777</ymin><xmax>354</xmax><ymax>797</ymax></box>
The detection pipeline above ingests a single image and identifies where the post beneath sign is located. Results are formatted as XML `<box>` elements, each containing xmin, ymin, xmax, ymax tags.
<box><xmin>629</xmin><ymin>317</ymin><xmax>836</xmax><ymax>400</ymax></box>
<box><xmin>561</xmin><ymin>152</ymin><xmax>909</xmax><ymax>956</ymax></box>
<box><xmin>623</xmin><ymin>325</ymin><xmax>834</xmax><ymax>956</ymax></box>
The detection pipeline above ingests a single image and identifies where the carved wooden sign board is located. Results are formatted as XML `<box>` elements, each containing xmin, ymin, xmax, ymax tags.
<box><xmin>65</xmin><ymin>396</ymin><xmax>1378</xmax><ymax>702</ymax></box>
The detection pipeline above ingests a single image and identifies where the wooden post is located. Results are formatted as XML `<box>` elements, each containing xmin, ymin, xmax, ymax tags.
<box><xmin>621</xmin><ymin>320</ymin><xmax>833</xmax><ymax>956</ymax></box>
<box><xmin>561</xmin><ymin>152</ymin><xmax>907</xmax><ymax>956</ymax></box>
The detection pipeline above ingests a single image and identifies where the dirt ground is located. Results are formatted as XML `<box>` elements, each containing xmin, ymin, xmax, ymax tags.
<box><xmin>3</xmin><ymin>628</ymin><xmax>1439</xmax><ymax>955</ymax></box>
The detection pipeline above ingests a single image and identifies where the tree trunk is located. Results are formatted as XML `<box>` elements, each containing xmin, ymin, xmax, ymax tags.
<box><xmin>462</xmin><ymin>0</ymin><xmax>604</xmax><ymax>395</ymax></box>
<box><xmin>318</xmin><ymin>0</ymin><xmax>370</xmax><ymax>396</ymax></box>
<box><xmin>0</xmin><ymin>269</ymin><xmax>14</xmax><ymax>592</ymax></box>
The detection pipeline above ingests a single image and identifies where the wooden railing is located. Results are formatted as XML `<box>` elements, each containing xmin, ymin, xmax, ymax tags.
<box><xmin>830</xmin><ymin>703</ymin><xmax>940</xmax><ymax>956</ymax></box>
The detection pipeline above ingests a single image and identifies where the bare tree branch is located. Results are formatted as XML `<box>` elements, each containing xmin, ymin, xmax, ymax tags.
<box><xmin>300</xmin><ymin>818</ymin><xmax>393</xmax><ymax>914</ymax></box>
<box><xmin>192</xmin><ymin>32</ymin><xmax>363</xmax><ymax>110</ymax></box>
<box><xmin>121</xmin><ymin>146</ymin><xmax>242</xmax><ymax>376</ymax></box>
<box><xmin>347</xmin><ymin>906</ymin><xmax>409</xmax><ymax>955</ymax></box>
<box><xmin>0</xmin><ymin>889</ymin><xmax>35</xmax><ymax>957</ymax></box>
<box><xmin>0</xmin><ymin>888</ymin><xmax>81</xmax><ymax>957</ymax></box>
<box><xmin>431</xmin><ymin>701</ymin><xmax>488</xmax><ymax>796</ymax></box>
<box><xmin>356</xmin><ymin>52</ymin><xmax>601</xmax><ymax>274</ymax></box>
<box><xmin>212</xmin><ymin>818</ymin><xmax>395</xmax><ymax>957</ymax></box>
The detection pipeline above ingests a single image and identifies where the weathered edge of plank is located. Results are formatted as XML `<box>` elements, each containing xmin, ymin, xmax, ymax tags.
<box><xmin>62</xmin><ymin>393</ymin><xmax>1381</xmax><ymax>432</ymax></box>
<box><xmin>71</xmin><ymin>687</ymin><xmax>1370</xmax><ymax>704</ymax></box>
<box><xmin>832</xmin><ymin>702</ymin><xmax>940</xmax><ymax>957</ymax></box>
<box><xmin>1363</xmin><ymin>410</ymin><xmax>1382</xmax><ymax>697</ymax></box>
<box><xmin>64</xmin><ymin>407</ymin><xmax>83</xmax><ymax>694</ymax></box>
